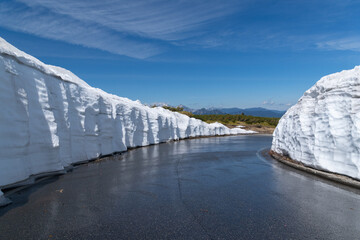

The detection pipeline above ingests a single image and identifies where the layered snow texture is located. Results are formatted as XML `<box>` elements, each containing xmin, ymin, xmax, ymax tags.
<box><xmin>272</xmin><ymin>66</ymin><xmax>360</xmax><ymax>180</ymax></box>
<box><xmin>0</xmin><ymin>37</ymin><xmax>254</xmax><ymax>193</ymax></box>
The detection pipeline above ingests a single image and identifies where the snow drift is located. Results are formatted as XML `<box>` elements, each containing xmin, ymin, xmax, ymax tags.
<box><xmin>272</xmin><ymin>66</ymin><xmax>360</xmax><ymax>180</ymax></box>
<box><xmin>0</xmin><ymin>37</ymin><xmax>254</xmax><ymax>203</ymax></box>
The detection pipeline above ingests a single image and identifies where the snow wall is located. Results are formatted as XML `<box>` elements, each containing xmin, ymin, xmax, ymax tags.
<box><xmin>272</xmin><ymin>66</ymin><xmax>360</xmax><ymax>180</ymax></box>
<box><xmin>0</xmin><ymin>37</ymin><xmax>254</xmax><ymax>201</ymax></box>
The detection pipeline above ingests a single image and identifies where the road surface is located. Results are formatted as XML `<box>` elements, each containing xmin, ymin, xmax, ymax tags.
<box><xmin>1</xmin><ymin>135</ymin><xmax>360</xmax><ymax>239</ymax></box>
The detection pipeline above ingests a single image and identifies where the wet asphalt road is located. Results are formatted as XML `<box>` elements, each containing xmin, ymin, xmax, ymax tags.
<box><xmin>1</xmin><ymin>135</ymin><xmax>360</xmax><ymax>239</ymax></box>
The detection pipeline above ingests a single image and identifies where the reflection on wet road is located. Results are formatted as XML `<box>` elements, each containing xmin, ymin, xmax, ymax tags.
<box><xmin>1</xmin><ymin>135</ymin><xmax>360</xmax><ymax>239</ymax></box>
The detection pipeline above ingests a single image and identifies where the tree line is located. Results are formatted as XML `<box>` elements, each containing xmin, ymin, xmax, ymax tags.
<box><xmin>151</xmin><ymin>105</ymin><xmax>280</xmax><ymax>127</ymax></box>
<box><xmin>193</xmin><ymin>114</ymin><xmax>279</xmax><ymax>127</ymax></box>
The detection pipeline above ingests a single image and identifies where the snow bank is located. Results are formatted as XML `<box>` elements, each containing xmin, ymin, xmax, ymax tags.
<box><xmin>272</xmin><ymin>66</ymin><xmax>360</xmax><ymax>180</ymax></box>
<box><xmin>0</xmin><ymin>37</ymin><xmax>254</xmax><ymax>191</ymax></box>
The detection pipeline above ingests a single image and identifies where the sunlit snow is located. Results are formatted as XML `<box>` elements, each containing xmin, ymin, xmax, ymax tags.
<box><xmin>0</xmin><ymin>37</ymin><xmax>255</xmax><ymax>204</ymax></box>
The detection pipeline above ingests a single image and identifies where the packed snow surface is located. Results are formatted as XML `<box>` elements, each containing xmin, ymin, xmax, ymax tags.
<box><xmin>272</xmin><ymin>66</ymin><xmax>360</xmax><ymax>180</ymax></box>
<box><xmin>0</xmin><ymin>37</ymin><xmax>255</xmax><ymax>195</ymax></box>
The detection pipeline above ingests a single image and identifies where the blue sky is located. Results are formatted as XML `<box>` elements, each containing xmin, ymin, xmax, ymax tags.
<box><xmin>1</xmin><ymin>0</ymin><xmax>360</xmax><ymax>110</ymax></box>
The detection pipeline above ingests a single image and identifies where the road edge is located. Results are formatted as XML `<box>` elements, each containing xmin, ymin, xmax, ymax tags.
<box><xmin>269</xmin><ymin>150</ymin><xmax>360</xmax><ymax>190</ymax></box>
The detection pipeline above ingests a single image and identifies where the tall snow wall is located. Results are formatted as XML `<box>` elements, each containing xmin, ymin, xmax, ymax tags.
<box><xmin>272</xmin><ymin>66</ymin><xmax>360</xmax><ymax>180</ymax></box>
<box><xmin>0</xmin><ymin>37</ymin><xmax>253</xmax><ymax>202</ymax></box>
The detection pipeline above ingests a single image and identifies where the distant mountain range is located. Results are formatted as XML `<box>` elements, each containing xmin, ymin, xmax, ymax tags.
<box><xmin>192</xmin><ymin>108</ymin><xmax>224</xmax><ymax>115</ymax></box>
<box><xmin>178</xmin><ymin>105</ymin><xmax>286</xmax><ymax>118</ymax></box>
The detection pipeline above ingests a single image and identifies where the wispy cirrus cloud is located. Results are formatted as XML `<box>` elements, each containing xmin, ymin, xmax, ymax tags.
<box><xmin>16</xmin><ymin>0</ymin><xmax>243</xmax><ymax>41</ymax></box>
<box><xmin>1</xmin><ymin>0</ymin><xmax>360</xmax><ymax>59</ymax></box>
<box><xmin>317</xmin><ymin>37</ymin><xmax>360</xmax><ymax>52</ymax></box>
<box><xmin>263</xmin><ymin>99</ymin><xmax>292</xmax><ymax>110</ymax></box>
<box><xmin>0</xmin><ymin>0</ymin><xmax>244</xmax><ymax>58</ymax></box>
<box><xmin>0</xmin><ymin>1</ymin><xmax>162</xmax><ymax>58</ymax></box>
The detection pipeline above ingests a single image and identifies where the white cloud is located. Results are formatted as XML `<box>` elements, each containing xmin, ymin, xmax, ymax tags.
<box><xmin>16</xmin><ymin>0</ymin><xmax>243</xmax><ymax>41</ymax></box>
<box><xmin>262</xmin><ymin>100</ymin><xmax>275</xmax><ymax>105</ymax></box>
<box><xmin>0</xmin><ymin>1</ymin><xmax>163</xmax><ymax>59</ymax></box>
<box><xmin>1</xmin><ymin>0</ymin><xmax>359</xmax><ymax>58</ymax></box>
<box><xmin>263</xmin><ymin>99</ymin><xmax>293</xmax><ymax>110</ymax></box>
<box><xmin>0</xmin><ymin>0</ymin><xmax>244</xmax><ymax>58</ymax></box>
<box><xmin>317</xmin><ymin>37</ymin><xmax>360</xmax><ymax>52</ymax></box>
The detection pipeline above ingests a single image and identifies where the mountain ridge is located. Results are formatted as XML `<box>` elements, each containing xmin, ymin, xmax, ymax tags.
<box><xmin>177</xmin><ymin>105</ymin><xmax>286</xmax><ymax>118</ymax></box>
